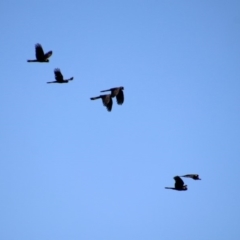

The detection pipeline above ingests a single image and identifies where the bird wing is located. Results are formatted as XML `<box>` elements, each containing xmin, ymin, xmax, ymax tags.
<box><xmin>106</xmin><ymin>97</ymin><xmax>113</xmax><ymax>112</ymax></box>
<box><xmin>102</xmin><ymin>95</ymin><xmax>113</xmax><ymax>111</ymax></box>
<box><xmin>44</xmin><ymin>51</ymin><xmax>53</xmax><ymax>59</ymax></box>
<box><xmin>35</xmin><ymin>44</ymin><xmax>45</xmax><ymax>59</ymax></box>
<box><xmin>54</xmin><ymin>68</ymin><xmax>64</xmax><ymax>81</ymax></box>
<box><xmin>174</xmin><ymin>176</ymin><xmax>184</xmax><ymax>188</ymax></box>
<box><xmin>116</xmin><ymin>89</ymin><xmax>124</xmax><ymax>105</ymax></box>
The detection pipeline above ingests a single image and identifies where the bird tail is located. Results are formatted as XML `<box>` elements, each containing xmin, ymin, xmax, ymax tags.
<box><xmin>100</xmin><ymin>89</ymin><xmax>110</xmax><ymax>92</ymax></box>
<box><xmin>67</xmin><ymin>77</ymin><xmax>74</xmax><ymax>81</ymax></box>
<box><xmin>47</xmin><ymin>81</ymin><xmax>56</xmax><ymax>84</ymax></box>
<box><xmin>165</xmin><ymin>187</ymin><xmax>174</xmax><ymax>190</ymax></box>
<box><xmin>90</xmin><ymin>96</ymin><xmax>101</xmax><ymax>100</ymax></box>
<box><xmin>27</xmin><ymin>60</ymin><xmax>37</xmax><ymax>62</ymax></box>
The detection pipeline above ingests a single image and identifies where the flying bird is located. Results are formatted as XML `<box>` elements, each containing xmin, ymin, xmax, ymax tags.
<box><xmin>100</xmin><ymin>87</ymin><xmax>124</xmax><ymax>105</ymax></box>
<box><xmin>181</xmin><ymin>174</ymin><xmax>201</xmax><ymax>180</ymax></box>
<box><xmin>27</xmin><ymin>43</ymin><xmax>52</xmax><ymax>62</ymax></box>
<box><xmin>165</xmin><ymin>176</ymin><xmax>187</xmax><ymax>191</ymax></box>
<box><xmin>47</xmin><ymin>68</ymin><xmax>74</xmax><ymax>84</ymax></box>
<box><xmin>90</xmin><ymin>94</ymin><xmax>113</xmax><ymax>112</ymax></box>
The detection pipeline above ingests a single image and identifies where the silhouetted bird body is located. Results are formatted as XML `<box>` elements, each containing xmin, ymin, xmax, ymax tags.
<box><xmin>181</xmin><ymin>174</ymin><xmax>201</xmax><ymax>180</ymax></box>
<box><xmin>100</xmin><ymin>87</ymin><xmax>124</xmax><ymax>105</ymax></box>
<box><xmin>90</xmin><ymin>94</ymin><xmax>113</xmax><ymax>112</ymax></box>
<box><xmin>165</xmin><ymin>176</ymin><xmax>187</xmax><ymax>191</ymax></box>
<box><xmin>27</xmin><ymin>44</ymin><xmax>52</xmax><ymax>62</ymax></box>
<box><xmin>47</xmin><ymin>68</ymin><xmax>74</xmax><ymax>84</ymax></box>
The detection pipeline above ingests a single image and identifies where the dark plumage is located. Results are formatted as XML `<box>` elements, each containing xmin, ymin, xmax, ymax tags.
<box><xmin>181</xmin><ymin>174</ymin><xmax>201</xmax><ymax>180</ymax></box>
<box><xmin>165</xmin><ymin>176</ymin><xmax>188</xmax><ymax>191</ymax></box>
<box><xmin>47</xmin><ymin>68</ymin><xmax>74</xmax><ymax>84</ymax></box>
<box><xmin>90</xmin><ymin>94</ymin><xmax>113</xmax><ymax>112</ymax></box>
<box><xmin>100</xmin><ymin>87</ymin><xmax>124</xmax><ymax>105</ymax></box>
<box><xmin>27</xmin><ymin>43</ymin><xmax>52</xmax><ymax>62</ymax></box>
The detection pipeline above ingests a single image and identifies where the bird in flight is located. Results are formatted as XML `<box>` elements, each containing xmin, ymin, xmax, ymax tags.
<box><xmin>100</xmin><ymin>87</ymin><xmax>124</xmax><ymax>105</ymax></box>
<box><xmin>165</xmin><ymin>176</ymin><xmax>187</xmax><ymax>191</ymax></box>
<box><xmin>27</xmin><ymin>43</ymin><xmax>52</xmax><ymax>62</ymax></box>
<box><xmin>181</xmin><ymin>174</ymin><xmax>201</xmax><ymax>180</ymax></box>
<box><xmin>90</xmin><ymin>94</ymin><xmax>113</xmax><ymax>112</ymax></box>
<box><xmin>47</xmin><ymin>68</ymin><xmax>74</xmax><ymax>84</ymax></box>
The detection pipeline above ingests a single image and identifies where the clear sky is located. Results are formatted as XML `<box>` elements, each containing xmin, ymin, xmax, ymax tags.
<box><xmin>1</xmin><ymin>1</ymin><xmax>240</xmax><ymax>239</ymax></box>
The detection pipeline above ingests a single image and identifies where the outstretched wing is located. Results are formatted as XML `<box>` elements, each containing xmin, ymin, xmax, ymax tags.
<box><xmin>44</xmin><ymin>51</ymin><xmax>53</xmax><ymax>59</ymax></box>
<box><xmin>116</xmin><ymin>89</ymin><xmax>124</xmax><ymax>105</ymax></box>
<box><xmin>35</xmin><ymin>44</ymin><xmax>45</xmax><ymax>60</ymax></box>
<box><xmin>174</xmin><ymin>176</ymin><xmax>184</xmax><ymax>188</ymax></box>
<box><xmin>54</xmin><ymin>68</ymin><xmax>64</xmax><ymax>81</ymax></box>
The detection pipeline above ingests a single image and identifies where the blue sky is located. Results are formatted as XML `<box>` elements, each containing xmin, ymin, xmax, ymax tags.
<box><xmin>1</xmin><ymin>1</ymin><xmax>240</xmax><ymax>239</ymax></box>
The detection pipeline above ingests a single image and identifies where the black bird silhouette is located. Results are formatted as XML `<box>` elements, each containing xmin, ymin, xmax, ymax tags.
<box><xmin>165</xmin><ymin>176</ymin><xmax>187</xmax><ymax>191</ymax></box>
<box><xmin>100</xmin><ymin>87</ymin><xmax>124</xmax><ymax>105</ymax></box>
<box><xmin>47</xmin><ymin>68</ymin><xmax>74</xmax><ymax>84</ymax></box>
<box><xmin>27</xmin><ymin>43</ymin><xmax>52</xmax><ymax>62</ymax></box>
<box><xmin>181</xmin><ymin>174</ymin><xmax>201</xmax><ymax>180</ymax></box>
<box><xmin>90</xmin><ymin>94</ymin><xmax>113</xmax><ymax>112</ymax></box>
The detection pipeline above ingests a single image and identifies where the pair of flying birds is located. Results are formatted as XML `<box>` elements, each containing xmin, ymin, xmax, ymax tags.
<box><xmin>27</xmin><ymin>44</ymin><xmax>124</xmax><ymax>111</ymax></box>
<box><xmin>165</xmin><ymin>174</ymin><xmax>201</xmax><ymax>191</ymax></box>
<box><xmin>90</xmin><ymin>87</ymin><xmax>124</xmax><ymax>112</ymax></box>
<box><xmin>27</xmin><ymin>43</ymin><xmax>73</xmax><ymax>84</ymax></box>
